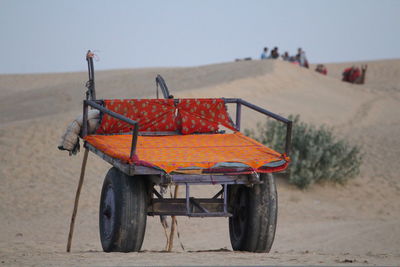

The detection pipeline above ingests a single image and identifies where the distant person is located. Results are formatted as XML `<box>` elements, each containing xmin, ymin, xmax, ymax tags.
<box><xmin>270</xmin><ymin>47</ymin><xmax>280</xmax><ymax>59</ymax></box>
<box><xmin>315</xmin><ymin>64</ymin><xmax>327</xmax><ymax>75</ymax></box>
<box><xmin>296</xmin><ymin>48</ymin><xmax>304</xmax><ymax>64</ymax></box>
<box><xmin>297</xmin><ymin>48</ymin><xmax>309</xmax><ymax>68</ymax></box>
<box><xmin>282</xmin><ymin>51</ymin><xmax>290</xmax><ymax>61</ymax></box>
<box><xmin>260</xmin><ymin>47</ymin><xmax>269</xmax><ymax>59</ymax></box>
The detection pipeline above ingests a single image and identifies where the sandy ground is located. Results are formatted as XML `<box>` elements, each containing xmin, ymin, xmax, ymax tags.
<box><xmin>0</xmin><ymin>59</ymin><xmax>399</xmax><ymax>266</ymax></box>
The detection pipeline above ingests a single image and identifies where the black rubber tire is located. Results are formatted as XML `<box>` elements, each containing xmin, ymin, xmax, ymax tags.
<box><xmin>99</xmin><ymin>167</ymin><xmax>147</xmax><ymax>252</ymax></box>
<box><xmin>228</xmin><ymin>173</ymin><xmax>277</xmax><ymax>253</ymax></box>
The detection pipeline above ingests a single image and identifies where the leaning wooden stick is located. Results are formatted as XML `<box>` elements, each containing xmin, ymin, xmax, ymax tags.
<box><xmin>167</xmin><ymin>185</ymin><xmax>179</xmax><ymax>252</ymax></box>
<box><xmin>160</xmin><ymin>216</ymin><xmax>170</xmax><ymax>251</ymax></box>
<box><xmin>66</xmin><ymin>148</ymin><xmax>89</xmax><ymax>252</ymax></box>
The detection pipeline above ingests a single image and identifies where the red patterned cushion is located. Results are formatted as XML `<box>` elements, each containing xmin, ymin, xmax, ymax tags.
<box><xmin>177</xmin><ymin>99</ymin><xmax>236</xmax><ymax>134</ymax></box>
<box><xmin>96</xmin><ymin>99</ymin><xmax>177</xmax><ymax>134</ymax></box>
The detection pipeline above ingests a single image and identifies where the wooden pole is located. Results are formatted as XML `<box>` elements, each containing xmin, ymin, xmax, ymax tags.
<box><xmin>167</xmin><ymin>185</ymin><xmax>179</xmax><ymax>252</ymax></box>
<box><xmin>161</xmin><ymin>217</ymin><xmax>170</xmax><ymax>251</ymax></box>
<box><xmin>66</xmin><ymin>148</ymin><xmax>89</xmax><ymax>252</ymax></box>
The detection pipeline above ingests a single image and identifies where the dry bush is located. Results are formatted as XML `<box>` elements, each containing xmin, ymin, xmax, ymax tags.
<box><xmin>245</xmin><ymin>115</ymin><xmax>363</xmax><ymax>188</ymax></box>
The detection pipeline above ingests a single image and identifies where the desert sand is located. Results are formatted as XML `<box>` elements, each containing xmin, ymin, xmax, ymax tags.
<box><xmin>0</xmin><ymin>59</ymin><xmax>399</xmax><ymax>266</ymax></box>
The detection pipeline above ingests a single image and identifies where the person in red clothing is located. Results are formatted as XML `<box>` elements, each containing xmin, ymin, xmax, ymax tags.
<box><xmin>342</xmin><ymin>66</ymin><xmax>361</xmax><ymax>83</ymax></box>
<box><xmin>315</xmin><ymin>64</ymin><xmax>327</xmax><ymax>75</ymax></box>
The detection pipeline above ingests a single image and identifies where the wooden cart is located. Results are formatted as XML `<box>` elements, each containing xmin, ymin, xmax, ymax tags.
<box><xmin>70</xmin><ymin>52</ymin><xmax>292</xmax><ymax>253</ymax></box>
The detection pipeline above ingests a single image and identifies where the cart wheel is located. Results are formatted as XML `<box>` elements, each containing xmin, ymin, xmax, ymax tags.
<box><xmin>99</xmin><ymin>167</ymin><xmax>147</xmax><ymax>252</ymax></box>
<box><xmin>228</xmin><ymin>173</ymin><xmax>277</xmax><ymax>253</ymax></box>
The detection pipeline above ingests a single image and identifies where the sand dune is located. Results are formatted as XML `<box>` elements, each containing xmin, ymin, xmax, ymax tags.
<box><xmin>0</xmin><ymin>60</ymin><xmax>272</xmax><ymax>124</ymax></box>
<box><xmin>0</xmin><ymin>58</ymin><xmax>399</xmax><ymax>266</ymax></box>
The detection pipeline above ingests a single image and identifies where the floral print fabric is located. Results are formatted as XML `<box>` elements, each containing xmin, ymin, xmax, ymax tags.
<box><xmin>96</xmin><ymin>99</ymin><xmax>177</xmax><ymax>134</ymax></box>
<box><xmin>177</xmin><ymin>98</ymin><xmax>236</xmax><ymax>134</ymax></box>
<box><xmin>95</xmin><ymin>98</ymin><xmax>236</xmax><ymax>134</ymax></box>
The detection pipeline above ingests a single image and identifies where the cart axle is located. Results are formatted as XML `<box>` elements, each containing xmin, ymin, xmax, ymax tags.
<box><xmin>148</xmin><ymin>198</ymin><xmax>232</xmax><ymax>217</ymax></box>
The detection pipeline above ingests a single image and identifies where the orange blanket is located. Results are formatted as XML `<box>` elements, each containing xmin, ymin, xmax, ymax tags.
<box><xmin>84</xmin><ymin>132</ymin><xmax>288</xmax><ymax>173</ymax></box>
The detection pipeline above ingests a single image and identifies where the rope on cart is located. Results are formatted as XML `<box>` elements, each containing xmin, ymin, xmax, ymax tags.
<box><xmin>175</xmin><ymin>219</ymin><xmax>185</xmax><ymax>251</ymax></box>
<box><xmin>164</xmin><ymin>185</ymin><xmax>185</xmax><ymax>252</ymax></box>
<box><xmin>159</xmin><ymin>186</ymin><xmax>170</xmax><ymax>250</ymax></box>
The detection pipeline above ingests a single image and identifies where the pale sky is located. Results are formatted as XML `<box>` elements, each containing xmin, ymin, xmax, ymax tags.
<box><xmin>1</xmin><ymin>0</ymin><xmax>399</xmax><ymax>74</ymax></box>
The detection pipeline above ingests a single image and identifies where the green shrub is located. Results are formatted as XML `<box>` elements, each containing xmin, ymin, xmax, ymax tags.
<box><xmin>245</xmin><ymin>115</ymin><xmax>363</xmax><ymax>188</ymax></box>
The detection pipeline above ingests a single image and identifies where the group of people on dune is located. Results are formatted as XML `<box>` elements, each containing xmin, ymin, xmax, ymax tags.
<box><xmin>260</xmin><ymin>46</ymin><xmax>367</xmax><ymax>84</ymax></box>
<box><xmin>260</xmin><ymin>46</ymin><xmax>309</xmax><ymax>68</ymax></box>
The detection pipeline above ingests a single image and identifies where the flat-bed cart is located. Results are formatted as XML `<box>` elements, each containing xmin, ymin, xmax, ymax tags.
<box><xmin>73</xmin><ymin>52</ymin><xmax>292</xmax><ymax>253</ymax></box>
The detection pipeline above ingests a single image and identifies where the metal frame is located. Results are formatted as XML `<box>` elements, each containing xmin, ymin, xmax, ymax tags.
<box><xmin>155</xmin><ymin>74</ymin><xmax>173</xmax><ymax>99</ymax></box>
<box><xmin>224</xmin><ymin>98</ymin><xmax>292</xmax><ymax>157</ymax></box>
<box><xmin>85</xmin><ymin>50</ymin><xmax>96</xmax><ymax>101</ymax></box>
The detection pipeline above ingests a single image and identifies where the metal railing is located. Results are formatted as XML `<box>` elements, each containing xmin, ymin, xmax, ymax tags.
<box><xmin>155</xmin><ymin>74</ymin><xmax>173</xmax><ymax>99</ymax></box>
<box><xmin>224</xmin><ymin>98</ymin><xmax>292</xmax><ymax>156</ymax></box>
